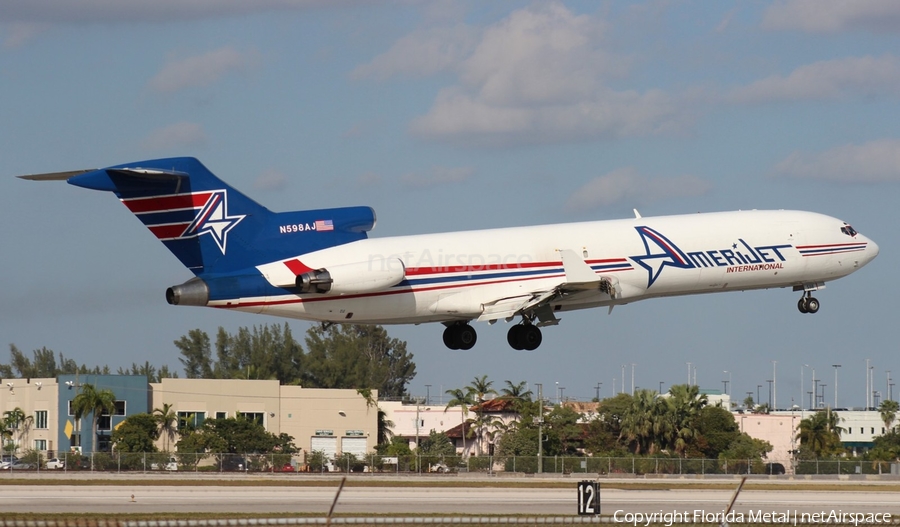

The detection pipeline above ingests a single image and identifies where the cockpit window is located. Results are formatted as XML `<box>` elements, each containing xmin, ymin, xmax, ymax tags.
<box><xmin>841</xmin><ymin>224</ymin><xmax>858</xmax><ymax>237</ymax></box>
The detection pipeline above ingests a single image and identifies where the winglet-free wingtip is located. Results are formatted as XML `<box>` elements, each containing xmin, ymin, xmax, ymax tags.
<box><xmin>17</xmin><ymin>169</ymin><xmax>95</xmax><ymax>181</ymax></box>
<box><xmin>633</xmin><ymin>208</ymin><xmax>642</xmax><ymax>219</ymax></box>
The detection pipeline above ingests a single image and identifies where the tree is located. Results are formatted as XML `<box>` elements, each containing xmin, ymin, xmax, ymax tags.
<box><xmin>303</xmin><ymin>324</ymin><xmax>416</xmax><ymax>397</ymax></box>
<box><xmin>467</xmin><ymin>375</ymin><xmax>497</xmax><ymax>456</ymax></box>
<box><xmin>175</xmin><ymin>329</ymin><xmax>213</xmax><ymax>378</ymax></box>
<box><xmin>879</xmin><ymin>399</ymin><xmax>899</xmax><ymax>432</ymax></box>
<box><xmin>796</xmin><ymin>410</ymin><xmax>844</xmax><ymax>457</ymax></box>
<box><xmin>444</xmin><ymin>387</ymin><xmax>475</xmax><ymax>457</ymax></box>
<box><xmin>377</xmin><ymin>408</ymin><xmax>394</xmax><ymax>446</ymax></box>
<box><xmin>153</xmin><ymin>403</ymin><xmax>178</xmax><ymax>452</ymax></box>
<box><xmin>70</xmin><ymin>383</ymin><xmax>117</xmax><ymax>453</ymax></box>
<box><xmin>499</xmin><ymin>380</ymin><xmax>533</xmax><ymax>417</ymax></box>
<box><xmin>2</xmin><ymin>408</ymin><xmax>32</xmax><ymax>456</ymax></box>
<box><xmin>664</xmin><ymin>384</ymin><xmax>708</xmax><ymax>456</ymax></box>
<box><xmin>111</xmin><ymin>413</ymin><xmax>160</xmax><ymax>453</ymax></box>
<box><xmin>694</xmin><ymin>406</ymin><xmax>740</xmax><ymax>459</ymax></box>
<box><xmin>619</xmin><ymin>389</ymin><xmax>664</xmax><ymax>455</ymax></box>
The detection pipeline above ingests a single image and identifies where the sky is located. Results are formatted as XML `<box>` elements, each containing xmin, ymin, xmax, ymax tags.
<box><xmin>1</xmin><ymin>0</ymin><xmax>899</xmax><ymax>410</ymax></box>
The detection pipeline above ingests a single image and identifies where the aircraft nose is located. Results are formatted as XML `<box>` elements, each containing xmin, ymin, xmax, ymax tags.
<box><xmin>865</xmin><ymin>237</ymin><xmax>879</xmax><ymax>263</ymax></box>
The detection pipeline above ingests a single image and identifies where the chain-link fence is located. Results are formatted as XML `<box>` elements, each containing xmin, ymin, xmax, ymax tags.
<box><xmin>4</xmin><ymin>451</ymin><xmax>896</xmax><ymax>475</ymax></box>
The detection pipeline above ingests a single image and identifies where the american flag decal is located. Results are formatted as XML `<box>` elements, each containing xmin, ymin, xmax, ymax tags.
<box><xmin>315</xmin><ymin>219</ymin><xmax>334</xmax><ymax>232</ymax></box>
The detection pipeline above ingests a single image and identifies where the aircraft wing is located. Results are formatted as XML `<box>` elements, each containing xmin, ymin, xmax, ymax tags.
<box><xmin>477</xmin><ymin>249</ymin><xmax>618</xmax><ymax>326</ymax></box>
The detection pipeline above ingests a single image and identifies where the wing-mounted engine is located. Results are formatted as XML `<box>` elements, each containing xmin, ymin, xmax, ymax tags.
<box><xmin>296</xmin><ymin>258</ymin><xmax>406</xmax><ymax>295</ymax></box>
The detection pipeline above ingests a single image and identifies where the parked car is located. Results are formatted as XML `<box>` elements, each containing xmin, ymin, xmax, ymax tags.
<box><xmin>45</xmin><ymin>458</ymin><xmax>66</xmax><ymax>469</ymax></box>
<box><xmin>5</xmin><ymin>461</ymin><xmax>35</xmax><ymax>470</ymax></box>
<box><xmin>273</xmin><ymin>463</ymin><xmax>295</xmax><ymax>472</ymax></box>
<box><xmin>150</xmin><ymin>457</ymin><xmax>178</xmax><ymax>471</ymax></box>
<box><xmin>0</xmin><ymin>455</ymin><xmax>18</xmax><ymax>470</ymax></box>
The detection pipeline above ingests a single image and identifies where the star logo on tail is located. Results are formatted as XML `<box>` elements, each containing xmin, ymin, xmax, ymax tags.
<box><xmin>630</xmin><ymin>226</ymin><xmax>695</xmax><ymax>287</ymax></box>
<box><xmin>182</xmin><ymin>190</ymin><xmax>245</xmax><ymax>254</ymax></box>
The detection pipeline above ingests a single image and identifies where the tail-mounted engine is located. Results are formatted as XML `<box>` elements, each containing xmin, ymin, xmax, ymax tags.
<box><xmin>296</xmin><ymin>258</ymin><xmax>406</xmax><ymax>295</ymax></box>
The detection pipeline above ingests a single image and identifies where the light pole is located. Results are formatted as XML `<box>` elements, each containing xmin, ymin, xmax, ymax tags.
<box><xmin>556</xmin><ymin>381</ymin><xmax>560</xmax><ymax>405</ymax></box>
<box><xmin>757</xmin><ymin>385</ymin><xmax>762</xmax><ymax>407</ymax></box>
<box><xmin>659</xmin><ymin>381</ymin><xmax>664</xmax><ymax>394</ymax></box>
<box><xmin>622</xmin><ymin>365</ymin><xmax>627</xmax><ymax>393</ymax></box>
<box><xmin>772</xmin><ymin>360</ymin><xmax>777</xmax><ymax>410</ymax></box>
<box><xmin>832</xmin><ymin>365</ymin><xmax>840</xmax><ymax>408</ymax></box>
<box><xmin>866</xmin><ymin>359</ymin><xmax>871</xmax><ymax>409</ymax></box>
<box><xmin>425</xmin><ymin>384</ymin><xmax>431</xmax><ymax>406</ymax></box>
<box><xmin>631</xmin><ymin>363</ymin><xmax>636</xmax><ymax>396</ymax></box>
<box><xmin>724</xmin><ymin>370</ymin><xmax>731</xmax><ymax>396</ymax></box>
<box><xmin>687</xmin><ymin>362</ymin><xmax>692</xmax><ymax>386</ymax></box>
<box><xmin>559</xmin><ymin>386</ymin><xmax>565</xmax><ymax>403</ymax></box>
<box><xmin>767</xmin><ymin>380</ymin><xmax>773</xmax><ymax>409</ymax></box>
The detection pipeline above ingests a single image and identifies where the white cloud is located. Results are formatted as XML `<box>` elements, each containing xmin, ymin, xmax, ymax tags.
<box><xmin>253</xmin><ymin>169</ymin><xmax>288</xmax><ymax>191</ymax></box>
<box><xmin>357</xmin><ymin>2</ymin><xmax>689</xmax><ymax>147</ymax></box>
<box><xmin>762</xmin><ymin>0</ymin><xmax>900</xmax><ymax>34</ymax></box>
<box><xmin>149</xmin><ymin>47</ymin><xmax>260</xmax><ymax>94</ymax></box>
<box><xmin>400</xmin><ymin>166</ymin><xmax>474</xmax><ymax>189</ymax></box>
<box><xmin>0</xmin><ymin>1</ymin><xmax>338</xmax><ymax>24</ymax></box>
<box><xmin>350</xmin><ymin>26</ymin><xmax>479</xmax><ymax>80</ymax></box>
<box><xmin>140</xmin><ymin>121</ymin><xmax>206</xmax><ymax>151</ymax></box>
<box><xmin>728</xmin><ymin>55</ymin><xmax>900</xmax><ymax>103</ymax></box>
<box><xmin>774</xmin><ymin>139</ymin><xmax>900</xmax><ymax>183</ymax></box>
<box><xmin>564</xmin><ymin>167</ymin><xmax>712</xmax><ymax>212</ymax></box>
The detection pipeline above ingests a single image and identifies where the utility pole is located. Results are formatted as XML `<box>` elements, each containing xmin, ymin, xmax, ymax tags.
<box><xmin>723</xmin><ymin>370</ymin><xmax>731</xmax><ymax>396</ymax></box>
<box><xmin>595</xmin><ymin>383</ymin><xmax>602</xmax><ymax>401</ymax></box>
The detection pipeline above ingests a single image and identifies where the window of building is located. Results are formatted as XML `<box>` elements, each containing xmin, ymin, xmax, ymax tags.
<box><xmin>872</xmin><ymin>427</ymin><xmax>875</xmax><ymax>434</ymax></box>
<box><xmin>98</xmin><ymin>414</ymin><xmax>112</xmax><ymax>431</ymax></box>
<box><xmin>34</xmin><ymin>439</ymin><xmax>47</xmax><ymax>451</ymax></box>
<box><xmin>34</xmin><ymin>410</ymin><xmax>48</xmax><ymax>430</ymax></box>
<box><xmin>215</xmin><ymin>411</ymin><xmax>227</xmax><ymax>420</ymax></box>
<box><xmin>68</xmin><ymin>400</ymin><xmax>74</xmax><ymax>417</ymax></box>
<box><xmin>177</xmin><ymin>412</ymin><xmax>206</xmax><ymax>431</ymax></box>
<box><xmin>238</xmin><ymin>412</ymin><xmax>265</xmax><ymax>427</ymax></box>
<box><xmin>114</xmin><ymin>401</ymin><xmax>126</xmax><ymax>416</ymax></box>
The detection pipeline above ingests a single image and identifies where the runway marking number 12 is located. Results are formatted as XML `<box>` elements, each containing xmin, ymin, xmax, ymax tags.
<box><xmin>577</xmin><ymin>480</ymin><xmax>599</xmax><ymax>515</ymax></box>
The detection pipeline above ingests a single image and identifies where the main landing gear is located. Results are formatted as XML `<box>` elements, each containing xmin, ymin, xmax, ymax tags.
<box><xmin>797</xmin><ymin>293</ymin><xmax>820</xmax><ymax>314</ymax></box>
<box><xmin>443</xmin><ymin>323</ymin><xmax>477</xmax><ymax>350</ymax></box>
<box><xmin>507</xmin><ymin>323</ymin><xmax>542</xmax><ymax>351</ymax></box>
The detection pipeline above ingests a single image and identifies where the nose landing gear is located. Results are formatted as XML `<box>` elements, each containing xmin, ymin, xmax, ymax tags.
<box><xmin>797</xmin><ymin>293</ymin><xmax>820</xmax><ymax>314</ymax></box>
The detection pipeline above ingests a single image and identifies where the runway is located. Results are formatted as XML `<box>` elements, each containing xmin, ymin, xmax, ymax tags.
<box><xmin>2</xmin><ymin>481</ymin><xmax>900</xmax><ymax>516</ymax></box>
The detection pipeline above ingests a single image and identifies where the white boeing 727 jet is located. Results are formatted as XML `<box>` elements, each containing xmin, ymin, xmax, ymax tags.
<box><xmin>20</xmin><ymin>158</ymin><xmax>879</xmax><ymax>350</ymax></box>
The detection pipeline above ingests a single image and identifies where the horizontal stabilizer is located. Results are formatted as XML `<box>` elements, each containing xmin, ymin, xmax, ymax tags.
<box><xmin>17</xmin><ymin>169</ymin><xmax>94</xmax><ymax>181</ymax></box>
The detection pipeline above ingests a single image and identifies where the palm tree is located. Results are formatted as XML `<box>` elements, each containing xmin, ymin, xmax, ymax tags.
<box><xmin>376</xmin><ymin>407</ymin><xmax>394</xmax><ymax>446</ymax></box>
<box><xmin>444</xmin><ymin>387</ymin><xmax>475</xmax><ymax>457</ymax></box>
<box><xmin>467</xmin><ymin>375</ymin><xmax>497</xmax><ymax>456</ymax></box>
<box><xmin>2</xmin><ymin>408</ymin><xmax>32</xmax><ymax>456</ymax></box>
<box><xmin>879</xmin><ymin>400</ymin><xmax>899</xmax><ymax>432</ymax></box>
<box><xmin>619</xmin><ymin>389</ymin><xmax>663</xmax><ymax>455</ymax></box>
<box><xmin>153</xmin><ymin>403</ymin><xmax>178</xmax><ymax>452</ymax></box>
<box><xmin>499</xmin><ymin>380</ymin><xmax>533</xmax><ymax>417</ymax></box>
<box><xmin>797</xmin><ymin>410</ymin><xmax>844</xmax><ymax>457</ymax></box>
<box><xmin>665</xmin><ymin>384</ymin><xmax>707</xmax><ymax>456</ymax></box>
<box><xmin>71</xmin><ymin>383</ymin><xmax>117</xmax><ymax>453</ymax></box>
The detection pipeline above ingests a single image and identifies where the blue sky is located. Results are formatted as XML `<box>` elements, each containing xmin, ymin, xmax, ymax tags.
<box><xmin>2</xmin><ymin>1</ymin><xmax>899</xmax><ymax>409</ymax></box>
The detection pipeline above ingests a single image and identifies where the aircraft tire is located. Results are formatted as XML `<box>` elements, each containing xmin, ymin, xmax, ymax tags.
<box><xmin>522</xmin><ymin>325</ymin><xmax>542</xmax><ymax>351</ymax></box>
<box><xmin>443</xmin><ymin>326</ymin><xmax>461</xmax><ymax>350</ymax></box>
<box><xmin>507</xmin><ymin>325</ymin><xmax>525</xmax><ymax>350</ymax></box>
<box><xmin>797</xmin><ymin>298</ymin><xmax>808</xmax><ymax>314</ymax></box>
<box><xmin>458</xmin><ymin>325</ymin><xmax>477</xmax><ymax>350</ymax></box>
<box><xmin>806</xmin><ymin>297</ymin><xmax>820</xmax><ymax>314</ymax></box>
